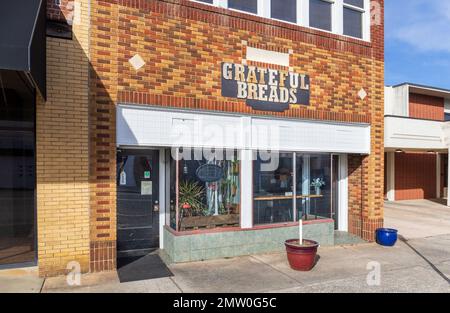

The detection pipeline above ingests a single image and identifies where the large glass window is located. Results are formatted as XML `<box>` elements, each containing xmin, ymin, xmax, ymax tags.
<box><xmin>271</xmin><ymin>0</ymin><xmax>297</xmax><ymax>24</ymax></box>
<box><xmin>196</xmin><ymin>0</ymin><xmax>214</xmax><ymax>4</ymax></box>
<box><xmin>254</xmin><ymin>152</ymin><xmax>333</xmax><ymax>226</ymax></box>
<box><xmin>0</xmin><ymin>71</ymin><xmax>36</xmax><ymax>266</ymax></box>
<box><xmin>296</xmin><ymin>154</ymin><xmax>332</xmax><ymax>221</ymax></box>
<box><xmin>309</xmin><ymin>0</ymin><xmax>332</xmax><ymax>31</ymax></box>
<box><xmin>168</xmin><ymin>149</ymin><xmax>240</xmax><ymax>231</ymax></box>
<box><xmin>254</xmin><ymin>153</ymin><xmax>294</xmax><ymax>225</ymax></box>
<box><xmin>228</xmin><ymin>0</ymin><xmax>258</xmax><ymax>14</ymax></box>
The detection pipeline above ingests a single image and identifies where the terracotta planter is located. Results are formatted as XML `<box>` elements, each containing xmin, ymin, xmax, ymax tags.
<box><xmin>285</xmin><ymin>239</ymin><xmax>319</xmax><ymax>271</ymax></box>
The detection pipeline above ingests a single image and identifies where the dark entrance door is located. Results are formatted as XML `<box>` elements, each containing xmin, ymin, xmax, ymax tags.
<box><xmin>116</xmin><ymin>149</ymin><xmax>159</xmax><ymax>259</ymax></box>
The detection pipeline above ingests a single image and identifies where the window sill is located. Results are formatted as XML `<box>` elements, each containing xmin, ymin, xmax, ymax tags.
<box><xmin>164</xmin><ymin>218</ymin><xmax>334</xmax><ymax>236</ymax></box>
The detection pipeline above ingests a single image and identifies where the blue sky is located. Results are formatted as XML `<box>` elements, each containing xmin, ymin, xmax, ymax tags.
<box><xmin>385</xmin><ymin>0</ymin><xmax>450</xmax><ymax>89</ymax></box>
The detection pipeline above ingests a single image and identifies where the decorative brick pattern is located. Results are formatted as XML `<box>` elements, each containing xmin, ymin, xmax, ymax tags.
<box><xmin>37</xmin><ymin>0</ymin><xmax>90</xmax><ymax>277</ymax></box>
<box><xmin>89</xmin><ymin>0</ymin><xmax>119</xmax><ymax>270</ymax></box>
<box><xmin>87</xmin><ymin>0</ymin><xmax>385</xmax><ymax>247</ymax></box>
<box><xmin>116</xmin><ymin>91</ymin><xmax>371</xmax><ymax>124</ymax></box>
<box><xmin>90</xmin><ymin>241</ymin><xmax>116</xmax><ymax>272</ymax></box>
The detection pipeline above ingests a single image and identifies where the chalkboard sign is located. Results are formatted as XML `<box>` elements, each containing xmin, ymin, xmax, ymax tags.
<box><xmin>196</xmin><ymin>164</ymin><xmax>223</xmax><ymax>183</ymax></box>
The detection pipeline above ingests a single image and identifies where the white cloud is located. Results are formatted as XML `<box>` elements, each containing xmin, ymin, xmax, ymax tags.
<box><xmin>388</xmin><ymin>0</ymin><xmax>450</xmax><ymax>53</ymax></box>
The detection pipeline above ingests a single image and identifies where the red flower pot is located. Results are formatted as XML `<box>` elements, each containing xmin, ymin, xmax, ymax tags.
<box><xmin>182</xmin><ymin>203</ymin><xmax>192</xmax><ymax>210</ymax></box>
<box><xmin>285</xmin><ymin>239</ymin><xmax>319</xmax><ymax>271</ymax></box>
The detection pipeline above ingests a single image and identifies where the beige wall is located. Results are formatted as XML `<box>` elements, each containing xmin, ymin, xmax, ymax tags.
<box><xmin>36</xmin><ymin>0</ymin><xmax>90</xmax><ymax>277</ymax></box>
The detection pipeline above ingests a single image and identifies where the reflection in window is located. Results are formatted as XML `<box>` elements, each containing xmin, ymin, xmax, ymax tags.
<box><xmin>228</xmin><ymin>0</ymin><xmax>258</xmax><ymax>14</ymax></box>
<box><xmin>296</xmin><ymin>154</ymin><xmax>332</xmax><ymax>221</ymax></box>
<box><xmin>344</xmin><ymin>0</ymin><xmax>364</xmax><ymax>8</ymax></box>
<box><xmin>0</xmin><ymin>77</ymin><xmax>36</xmax><ymax>265</ymax></box>
<box><xmin>254</xmin><ymin>152</ymin><xmax>333</xmax><ymax>226</ymax></box>
<box><xmin>309</xmin><ymin>0</ymin><xmax>332</xmax><ymax>31</ymax></box>
<box><xmin>343</xmin><ymin>7</ymin><xmax>362</xmax><ymax>38</ymax></box>
<box><xmin>271</xmin><ymin>0</ymin><xmax>297</xmax><ymax>23</ymax></box>
<box><xmin>169</xmin><ymin>150</ymin><xmax>240</xmax><ymax>231</ymax></box>
<box><xmin>254</xmin><ymin>153</ymin><xmax>294</xmax><ymax>225</ymax></box>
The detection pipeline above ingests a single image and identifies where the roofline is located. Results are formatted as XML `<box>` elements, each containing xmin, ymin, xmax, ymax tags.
<box><xmin>386</xmin><ymin>82</ymin><xmax>450</xmax><ymax>95</ymax></box>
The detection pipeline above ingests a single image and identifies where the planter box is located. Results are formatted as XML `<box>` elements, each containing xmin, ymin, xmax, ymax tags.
<box><xmin>180</xmin><ymin>214</ymin><xmax>240</xmax><ymax>231</ymax></box>
<box><xmin>161</xmin><ymin>220</ymin><xmax>334</xmax><ymax>263</ymax></box>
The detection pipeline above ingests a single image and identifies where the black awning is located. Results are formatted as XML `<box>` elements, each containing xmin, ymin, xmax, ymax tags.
<box><xmin>0</xmin><ymin>0</ymin><xmax>46</xmax><ymax>99</ymax></box>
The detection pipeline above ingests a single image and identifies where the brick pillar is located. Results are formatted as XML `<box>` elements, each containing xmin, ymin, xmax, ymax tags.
<box><xmin>88</xmin><ymin>0</ymin><xmax>119</xmax><ymax>272</ymax></box>
<box><xmin>37</xmin><ymin>0</ymin><xmax>90</xmax><ymax>276</ymax></box>
<box><xmin>345</xmin><ymin>0</ymin><xmax>385</xmax><ymax>242</ymax></box>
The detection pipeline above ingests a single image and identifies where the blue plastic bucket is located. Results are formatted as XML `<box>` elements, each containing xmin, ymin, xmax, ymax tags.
<box><xmin>376</xmin><ymin>228</ymin><xmax>398</xmax><ymax>246</ymax></box>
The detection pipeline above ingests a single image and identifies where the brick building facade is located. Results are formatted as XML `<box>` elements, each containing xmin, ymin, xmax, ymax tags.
<box><xmin>385</xmin><ymin>83</ymin><xmax>450</xmax><ymax>203</ymax></box>
<box><xmin>0</xmin><ymin>0</ymin><xmax>385</xmax><ymax>277</ymax></box>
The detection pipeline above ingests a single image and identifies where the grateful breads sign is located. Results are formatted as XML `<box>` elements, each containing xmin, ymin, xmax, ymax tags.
<box><xmin>221</xmin><ymin>63</ymin><xmax>310</xmax><ymax>112</ymax></box>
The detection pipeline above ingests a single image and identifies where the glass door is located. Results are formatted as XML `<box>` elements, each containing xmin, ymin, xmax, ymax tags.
<box><xmin>116</xmin><ymin>149</ymin><xmax>159</xmax><ymax>260</ymax></box>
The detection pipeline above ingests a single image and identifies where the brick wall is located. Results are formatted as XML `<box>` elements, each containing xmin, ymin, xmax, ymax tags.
<box><xmin>47</xmin><ymin>0</ymin><xmax>74</xmax><ymax>23</ymax></box>
<box><xmin>88</xmin><ymin>0</ymin><xmax>385</xmax><ymax>250</ymax></box>
<box><xmin>409</xmin><ymin>93</ymin><xmax>444</xmax><ymax>121</ymax></box>
<box><xmin>395</xmin><ymin>152</ymin><xmax>437</xmax><ymax>201</ymax></box>
<box><xmin>36</xmin><ymin>0</ymin><xmax>90</xmax><ymax>277</ymax></box>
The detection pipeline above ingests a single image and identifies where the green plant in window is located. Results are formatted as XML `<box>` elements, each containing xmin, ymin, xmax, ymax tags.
<box><xmin>179</xmin><ymin>180</ymin><xmax>205</xmax><ymax>216</ymax></box>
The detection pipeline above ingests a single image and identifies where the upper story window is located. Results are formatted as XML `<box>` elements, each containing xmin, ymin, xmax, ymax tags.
<box><xmin>228</xmin><ymin>0</ymin><xmax>258</xmax><ymax>14</ymax></box>
<box><xmin>271</xmin><ymin>0</ymin><xmax>298</xmax><ymax>24</ymax></box>
<box><xmin>309</xmin><ymin>0</ymin><xmax>332</xmax><ymax>32</ymax></box>
<box><xmin>343</xmin><ymin>0</ymin><xmax>364</xmax><ymax>38</ymax></box>
<box><xmin>190</xmin><ymin>0</ymin><xmax>371</xmax><ymax>41</ymax></box>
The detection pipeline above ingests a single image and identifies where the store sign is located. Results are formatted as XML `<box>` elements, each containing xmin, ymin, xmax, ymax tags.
<box><xmin>221</xmin><ymin>63</ymin><xmax>310</xmax><ymax>112</ymax></box>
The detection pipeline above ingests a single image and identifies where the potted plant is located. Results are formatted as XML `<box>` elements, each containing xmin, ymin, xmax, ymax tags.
<box><xmin>178</xmin><ymin>181</ymin><xmax>205</xmax><ymax>217</ymax></box>
<box><xmin>285</xmin><ymin>219</ymin><xmax>319</xmax><ymax>271</ymax></box>
<box><xmin>311</xmin><ymin>178</ymin><xmax>325</xmax><ymax>195</ymax></box>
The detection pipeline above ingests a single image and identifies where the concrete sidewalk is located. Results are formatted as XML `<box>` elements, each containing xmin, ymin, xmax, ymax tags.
<box><xmin>35</xmin><ymin>234</ymin><xmax>450</xmax><ymax>293</ymax></box>
<box><xmin>384</xmin><ymin>199</ymin><xmax>450</xmax><ymax>240</ymax></box>
<box><xmin>0</xmin><ymin>267</ymin><xmax>44</xmax><ymax>293</ymax></box>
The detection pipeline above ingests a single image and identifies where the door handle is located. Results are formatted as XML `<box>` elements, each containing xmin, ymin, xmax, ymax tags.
<box><xmin>154</xmin><ymin>200</ymin><xmax>160</xmax><ymax>212</ymax></box>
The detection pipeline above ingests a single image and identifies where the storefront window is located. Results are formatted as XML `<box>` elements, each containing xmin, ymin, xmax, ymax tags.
<box><xmin>296</xmin><ymin>154</ymin><xmax>332</xmax><ymax>221</ymax></box>
<box><xmin>253</xmin><ymin>153</ymin><xmax>294</xmax><ymax>225</ymax></box>
<box><xmin>254</xmin><ymin>152</ymin><xmax>333</xmax><ymax>226</ymax></box>
<box><xmin>168</xmin><ymin>149</ymin><xmax>240</xmax><ymax>231</ymax></box>
<box><xmin>0</xmin><ymin>72</ymin><xmax>36</xmax><ymax>265</ymax></box>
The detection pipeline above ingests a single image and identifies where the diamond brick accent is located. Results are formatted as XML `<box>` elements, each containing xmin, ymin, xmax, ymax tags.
<box><xmin>129</xmin><ymin>54</ymin><xmax>146</xmax><ymax>70</ymax></box>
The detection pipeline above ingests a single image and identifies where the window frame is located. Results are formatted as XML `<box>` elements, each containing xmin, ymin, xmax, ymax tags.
<box><xmin>252</xmin><ymin>151</ymin><xmax>335</xmax><ymax>226</ymax></box>
<box><xmin>189</xmin><ymin>0</ymin><xmax>371</xmax><ymax>41</ymax></box>
<box><xmin>342</xmin><ymin>0</ymin><xmax>369</xmax><ymax>40</ymax></box>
